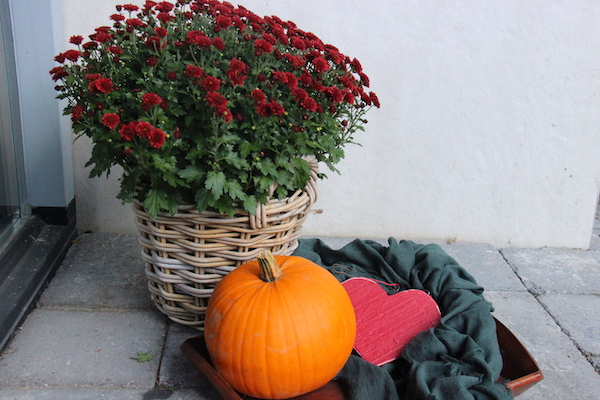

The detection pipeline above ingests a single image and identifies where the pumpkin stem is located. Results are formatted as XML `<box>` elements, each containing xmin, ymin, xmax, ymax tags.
<box><xmin>258</xmin><ymin>251</ymin><xmax>283</xmax><ymax>282</ymax></box>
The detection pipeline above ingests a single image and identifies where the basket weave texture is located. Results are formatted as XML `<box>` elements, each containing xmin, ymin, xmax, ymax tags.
<box><xmin>133</xmin><ymin>158</ymin><xmax>318</xmax><ymax>330</ymax></box>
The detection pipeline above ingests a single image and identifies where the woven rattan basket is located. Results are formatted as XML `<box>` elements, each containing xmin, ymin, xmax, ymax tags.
<box><xmin>132</xmin><ymin>158</ymin><xmax>318</xmax><ymax>330</ymax></box>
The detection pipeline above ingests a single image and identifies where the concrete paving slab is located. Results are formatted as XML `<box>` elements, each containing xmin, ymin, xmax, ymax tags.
<box><xmin>38</xmin><ymin>233</ymin><xmax>152</xmax><ymax>310</ymax></box>
<box><xmin>485</xmin><ymin>291</ymin><xmax>600</xmax><ymax>400</ymax></box>
<box><xmin>437</xmin><ymin>241</ymin><xmax>527</xmax><ymax>292</ymax></box>
<box><xmin>590</xmin><ymin>234</ymin><xmax>600</xmax><ymax>251</ymax></box>
<box><xmin>158</xmin><ymin>322</ymin><xmax>218</xmax><ymax>394</ymax></box>
<box><xmin>500</xmin><ymin>248</ymin><xmax>600</xmax><ymax>295</ymax></box>
<box><xmin>0</xmin><ymin>388</ymin><xmax>216</xmax><ymax>400</ymax></box>
<box><xmin>537</xmin><ymin>294</ymin><xmax>600</xmax><ymax>357</ymax></box>
<box><xmin>0</xmin><ymin>309</ymin><xmax>167</xmax><ymax>389</ymax></box>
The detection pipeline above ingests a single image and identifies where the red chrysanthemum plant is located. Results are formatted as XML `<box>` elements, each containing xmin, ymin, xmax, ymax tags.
<box><xmin>50</xmin><ymin>0</ymin><xmax>380</xmax><ymax>217</ymax></box>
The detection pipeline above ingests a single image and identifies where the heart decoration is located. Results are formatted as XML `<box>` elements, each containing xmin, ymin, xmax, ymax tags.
<box><xmin>342</xmin><ymin>277</ymin><xmax>442</xmax><ymax>366</ymax></box>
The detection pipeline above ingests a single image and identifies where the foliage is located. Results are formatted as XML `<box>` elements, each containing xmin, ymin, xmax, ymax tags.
<box><xmin>50</xmin><ymin>0</ymin><xmax>379</xmax><ymax>217</ymax></box>
<box><xmin>130</xmin><ymin>351</ymin><xmax>153</xmax><ymax>363</ymax></box>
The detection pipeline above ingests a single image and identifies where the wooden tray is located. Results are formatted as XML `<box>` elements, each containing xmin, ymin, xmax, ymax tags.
<box><xmin>180</xmin><ymin>317</ymin><xmax>542</xmax><ymax>399</ymax></box>
<box><xmin>494</xmin><ymin>318</ymin><xmax>544</xmax><ymax>396</ymax></box>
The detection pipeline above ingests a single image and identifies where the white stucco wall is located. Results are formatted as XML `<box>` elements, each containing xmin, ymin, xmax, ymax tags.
<box><xmin>62</xmin><ymin>0</ymin><xmax>600</xmax><ymax>248</ymax></box>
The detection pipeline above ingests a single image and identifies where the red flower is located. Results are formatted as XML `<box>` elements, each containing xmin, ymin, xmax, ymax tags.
<box><xmin>274</xmin><ymin>71</ymin><xmax>298</xmax><ymax>89</ymax></box>
<box><xmin>360</xmin><ymin>91</ymin><xmax>372</xmax><ymax>106</ymax></box>
<box><xmin>54</xmin><ymin>53</ymin><xmax>66</xmax><ymax>63</ymax></box>
<box><xmin>126</xmin><ymin>18</ymin><xmax>146</xmax><ymax>27</ymax></box>
<box><xmin>135</xmin><ymin>121</ymin><xmax>154</xmax><ymax>139</ymax></box>
<box><xmin>63</xmin><ymin>50</ymin><xmax>82</xmax><ymax>62</ymax></box>
<box><xmin>256</xmin><ymin>100</ymin><xmax>285</xmax><ymax>117</ymax></box>
<box><xmin>92</xmin><ymin>31</ymin><xmax>113</xmax><ymax>43</ymax></box>
<box><xmin>89</xmin><ymin>77</ymin><xmax>115</xmax><ymax>94</ymax></box>
<box><xmin>291</xmin><ymin>37</ymin><xmax>307</xmax><ymax>51</ymax></box>
<box><xmin>232</xmin><ymin>16</ymin><xmax>246</xmax><ymax>31</ymax></box>
<box><xmin>49</xmin><ymin>66</ymin><xmax>68</xmax><ymax>81</ymax></box>
<box><xmin>262</xmin><ymin>33</ymin><xmax>277</xmax><ymax>45</ymax></box>
<box><xmin>146</xmin><ymin>36</ymin><xmax>163</xmax><ymax>49</ymax></box>
<box><xmin>299</xmin><ymin>72</ymin><xmax>312</xmax><ymax>87</ymax></box>
<box><xmin>284</xmin><ymin>53</ymin><xmax>305</xmax><ymax>69</ymax></box>
<box><xmin>369</xmin><ymin>91</ymin><xmax>380</xmax><ymax>108</ymax></box>
<box><xmin>157</xmin><ymin>12</ymin><xmax>175</xmax><ymax>23</ymax></box>
<box><xmin>215</xmin><ymin>15</ymin><xmax>232</xmax><ymax>29</ymax></box>
<box><xmin>256</xmin><ymin>103</ymin><xmax>271</xmax><ymax>118</ymax></box>
<box><xmin>101</xmin><ymin>113</ymin><xmax>121</xmax><ymax>130</ymax></box>
<box><xmin>205</xmin><ymin>91</ymin><xmax>228</xmax><ymax>109</ymax></box>
<box><xmin>142</xmin><ymin>93</ymin><xmax>163</xmax><ymax>108</ymax></box>
<box><xmin>343</xmin><ymin>91</ymin><xmax>355</xmax><ymax>105</ymax></box>
<box><xmin>300</xmin><ymin>97</ymin><xmax>318</xmax><ymax>112</ymax></box>
<box><xmin>122</xmin><ymin>4</ymin><xmax>139</xmax><ymax>12</ymax></box>
<box><xmin>184</xmin><ymin>65</ymin><xmax>204</xmax><ymax>78</ymax></box>
<box><xmin>69</xmin><ymin>35</ymin><xmax>84</xmax><ymax>45</ymax></box>
<box><xmin>253</xmin><ymin>38</ymin><xmax>273</xmax><ymax>55</ymax></box>
<box><xmin>271</xmin><ymin>27</ymin><xmax>289</xmax><ymax>45</ymax></box>
<box><xmin>226</xmin><ymin>58</ymin><xmax>248</xmax><ymax>86</ymax></box>
<box><xmin>154</xmin><ymin>27</ymin><xmax>168</xmax><ymax>37</ymax></box>
<box><xmin>85</xmin><ymin>73</ymin><xmax>102</xmax><ymax>81</ymax></box>
<box><xmin>216</xmin><ymin>107</ymin><xmax>233</xmax><ymax>123</ymax></box>
<box><xmin>351</xmin><ymin>57</ymin><xmax>363</xmax><ymax>73</ymax></box>
<box><xmin>82</xmin><ymin>42</ymin><xmax>98</xmax><ymax>50</ymax></box>
<box><xmin>186</xmin><ymin>30</ymin><xmax>211</xmax><ymax>47</ymax></box>
<box><xmin>200</xmin><ymin>76</ymin><xmax>221</xmax><ymax>92</ymax></box>
<box><xmin>70</xmin><ymin>105</ymin><xmax>84</xmax><ymax>122</ymax></box>
<box><xmin>167</xmin><ymin>71</ymin><xmax>177</xmax><ymax>80</ymax></box>
<box><xmin>339</xmin><ymin>75</ymin><xmax>357</xmax><ymax>90</ymax></box>
<box><xmin>292</xmin><ymin>87</ymin><xmax>308</xmax><ymax>101</ymax></box>
<box><xmin>147</xmin><ymin>56</ymin><xmax>158</xmax><ymax>66</ymax></box>
<box><xmin>155</xmin><ymin>1</ymin><xmax>174</xmax><ymax>12</ymax></box>
<box><xmin>110</xmin><ymin>14</ymin><xmax>126</xmax><ymax>22</ymax></box>
<box><xmin>312</xmin><ymin>81</ymin><xmax>326</xmax><ymax>92</ymax></box>
<box><xmin>119</xmin><ymin>121</ymin><xmax>138</xmax><ymax>141</ymax></box>
<box><xmin>212</xmin><ymin>37</ymin><xmax>225</xmax><ymax>51</ymax></box>
<box><xmin>326</xmin><ymin>86</ymin><xmax>343</xmax><ymax>103</ymax></box>
<box><xmin>311</xmin><ymin>39</ymin><xmax>326</xmax><ymax>52</ymax></box>
<box><xmin>359</xmin><ymin>72</ymin><xmax>370</xmax><ymax>88</ymax></box>
<box><xmin>149</xmin><ymin>128</ymin><xmax>166</xmax><ymax>149</ymax></box>
<box><xmin>312</xmin><ymin>56</ymin><xmax>330</xmax><ymax>73</ymax></box>
<box><xmin>267</xmin><ymin>100</ymin><xmax>285</xmax><ymax>116</ymax></box>
<box><xmin>251</xmin><ymin>88</ymin><xmax>266</xmax><ymax>103</ymax></box>
<box><xmin>107</xmin><ymin>46</ymin><xmax>123</xmax><ymax>55</ymax></box>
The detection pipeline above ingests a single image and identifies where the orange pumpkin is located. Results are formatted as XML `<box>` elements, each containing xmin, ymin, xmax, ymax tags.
<box><xmin>204</xmin><ymin>251</ymin><xmax>356</xmax><ymax>399</ymax></box>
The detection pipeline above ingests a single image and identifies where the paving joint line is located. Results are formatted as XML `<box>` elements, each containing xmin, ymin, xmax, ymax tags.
<box><xmin>498</xmin><ymin>250</ymin><xmax>600</xmax><ymax>376</ymax></box>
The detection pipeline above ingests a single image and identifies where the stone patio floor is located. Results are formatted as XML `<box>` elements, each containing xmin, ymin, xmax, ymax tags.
<box><xmin>0</xmin><ymin>230</ymin><xmax>599</xmax><ymax>399</ymax></box>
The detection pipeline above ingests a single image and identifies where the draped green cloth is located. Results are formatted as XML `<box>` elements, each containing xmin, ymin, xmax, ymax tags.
<box><xmin>293</xmin><ymin>238</ymin><xmax>513</xmax><ymax>400</ymax></box>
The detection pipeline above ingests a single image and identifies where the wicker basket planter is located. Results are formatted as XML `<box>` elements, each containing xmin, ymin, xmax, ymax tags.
<box><xmin>132</xmin><ymin>159</ymin><xmax>318</xmax><ymax>330</ymax></box>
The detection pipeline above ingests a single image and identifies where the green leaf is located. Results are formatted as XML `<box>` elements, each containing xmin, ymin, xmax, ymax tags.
<box><xmin>205</xmin><ymin>170</ymin><xmax>226</xmax><ymax>198</ymax></box>
<box><xmin>178</xmin><ymin>166</ymin><xmax>206</xmax><ymax>183</ymax></box>
<box><xmin>163</xmin><ymin>172</ymin><xmax>187</xmax><ymax>188</ymax></box>
<box><xmin>243</xmin><ymin>195</ymin><xmax>258</xmax><ymax>215</ymax></box>
<box><xmin>144</xmin><ymin>189</ymin><xmax>170</xmax><ymax>218</ymax></box>
<box><xmin>130</xmin><ymin>351</ymin><xmax>153</xmax><ymax>363</ymax></box>
<box><xmin>224</xmin><ymin>180</ymin><xmax>246</xmax><ymax>201</ymax></box>
<box><xmin>150</xmin><ymin>153</ymin><xmax>176</xmax><ymax>173</ymax></box>
<box><xmin>255</xmin><ymin>159</ymin><xmax>278</xmax><ymax>177</ymax></box>
<box><xmin>194</xmin><ymin>188</ymin><xmax>213</xmax><ymax>212</ymax></box>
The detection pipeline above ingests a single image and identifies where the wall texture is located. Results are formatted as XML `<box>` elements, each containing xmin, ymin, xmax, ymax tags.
<box><xmin>61</xmin><ymin>0</ymin><xmax>600</xmax><ymax>248</ymax></box>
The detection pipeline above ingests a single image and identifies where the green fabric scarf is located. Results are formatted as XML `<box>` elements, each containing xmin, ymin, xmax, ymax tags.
<box><xmin>293</xmin><ymin>238</ymin><xmax>513</xmax><ymax>400</ymax></box>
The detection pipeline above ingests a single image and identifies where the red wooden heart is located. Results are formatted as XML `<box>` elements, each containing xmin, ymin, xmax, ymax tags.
<box><xmin>342</xmin><ymin>277</ymin><xmax>441</xmax><ymax>366</ymax></box>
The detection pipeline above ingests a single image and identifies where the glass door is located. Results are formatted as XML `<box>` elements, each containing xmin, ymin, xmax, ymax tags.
<box><xmin>0</xmin><ymin>0</ymin><xmax>29</xmax><ymax>251</ymax></box>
